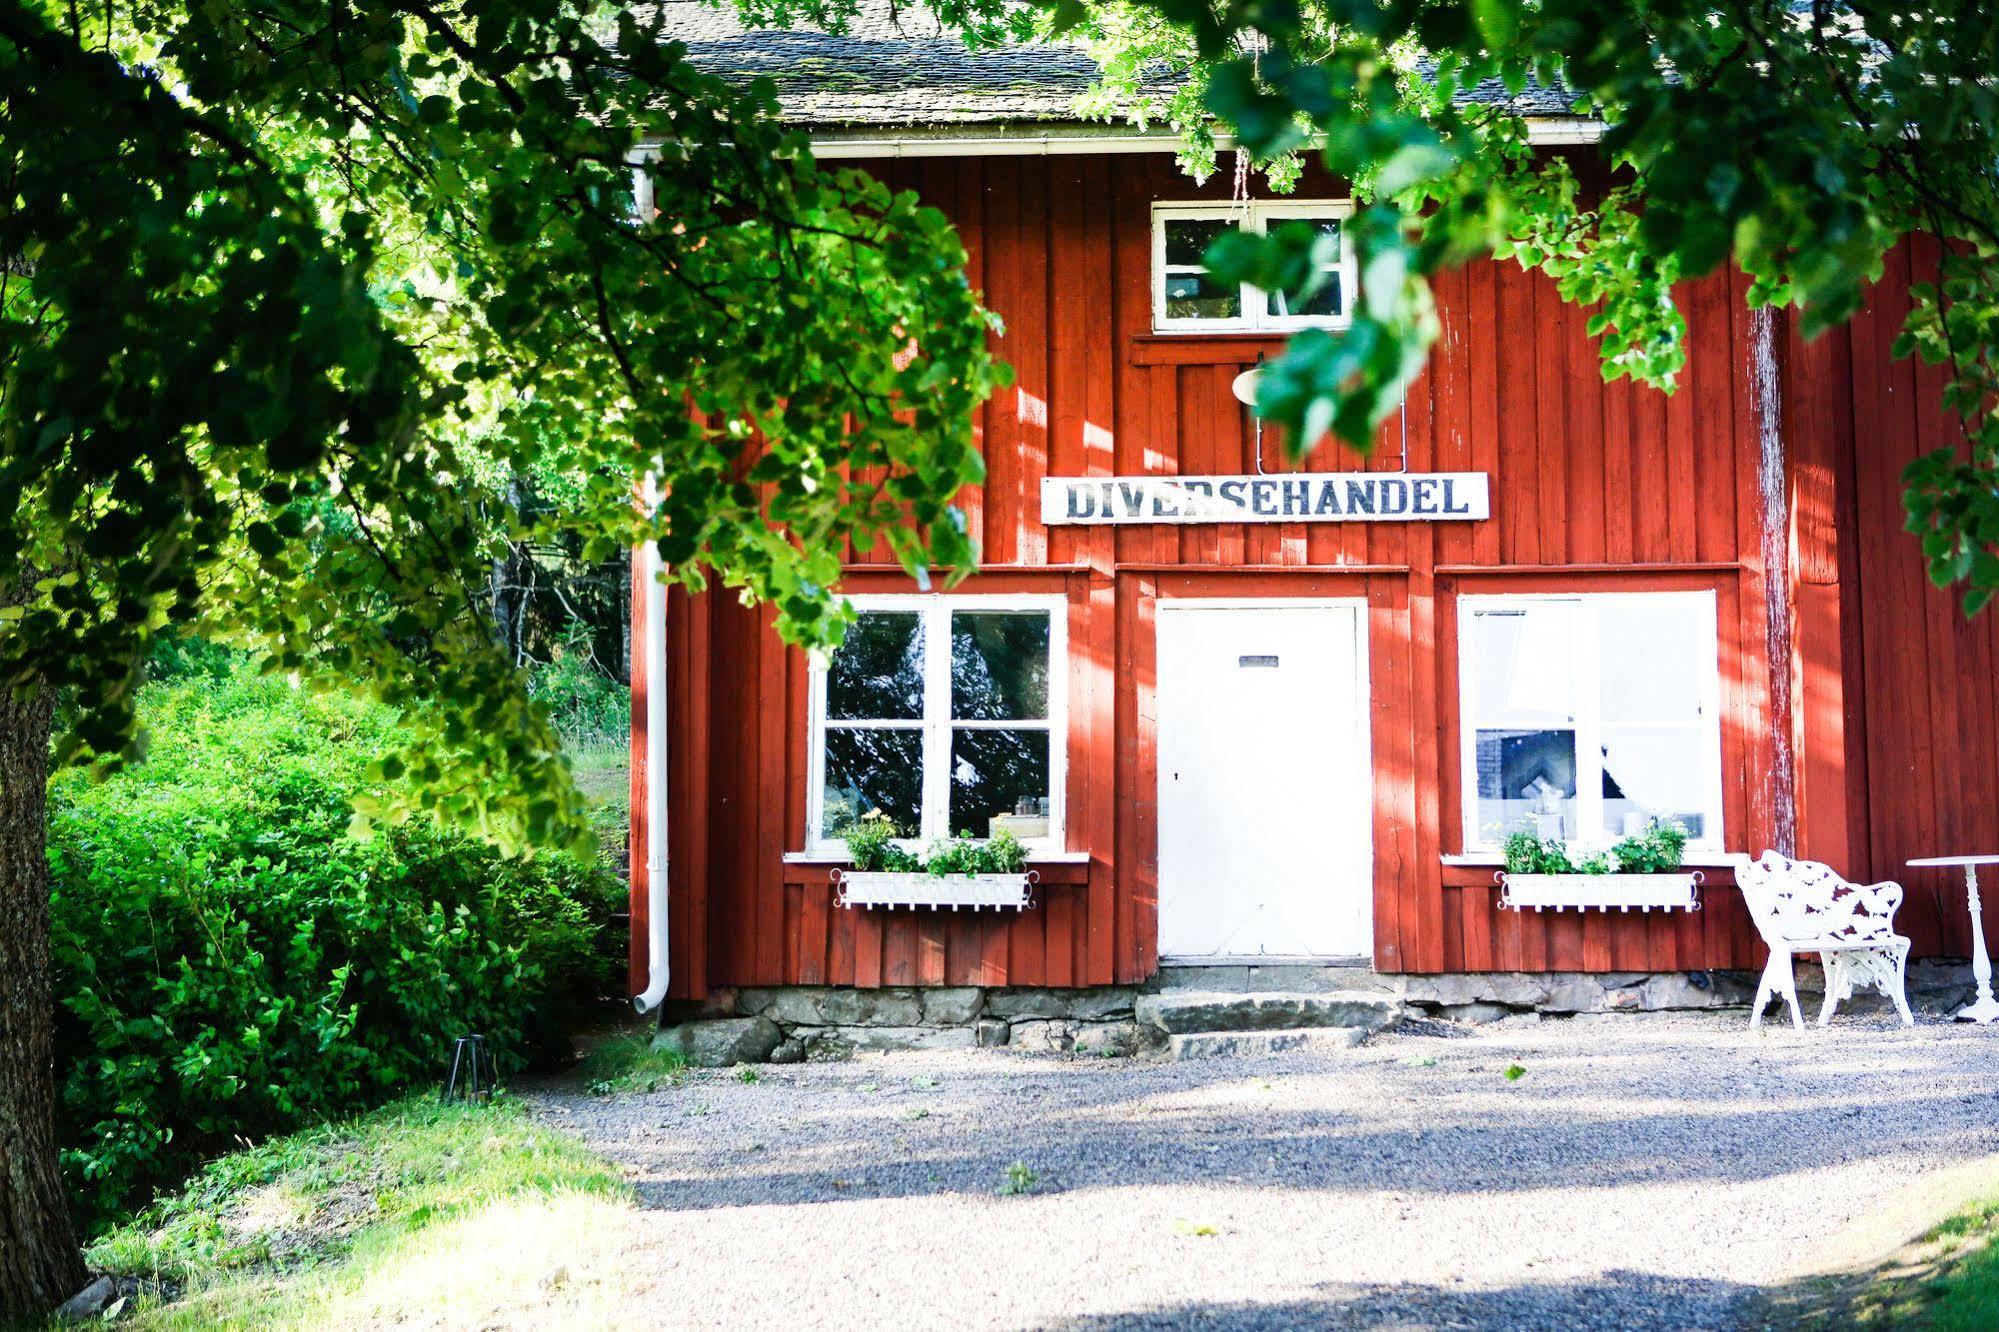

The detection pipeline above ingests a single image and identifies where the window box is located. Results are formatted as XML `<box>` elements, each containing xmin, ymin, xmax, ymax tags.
<box><xmin>1498</xmin><ymin>871</ymin><xmax>1703</xmax><ymax>913</ymax></box>
<box><xmin>834</xmin><ymin>870</ymin><xmax>1038</xmax><ymax>912</ymax></box>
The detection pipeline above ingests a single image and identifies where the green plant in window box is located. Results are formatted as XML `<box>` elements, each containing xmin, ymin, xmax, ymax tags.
<box><xmin>923</xmin><ymin>827</ymin><xmax>1028</xmax><ymax>877</ymax></box>
<box><xmin>842</xmin><ymin>810</ymin><xmax>920</xmax><ymax>873</ymax></box>
<box><xmin>842</xmin><ymin>818</ymin><xmax>1029</xmax><ymax>877</ymax></box>
<box><xmin>1608</xmin><ymin>819</ymin><xmax>1690</xmax><ymax>874</ymax></box>
<box><xmin>1502</xmin><ymin>819</ymin><xmax>1688</xmax><ymax>876</ymax></box>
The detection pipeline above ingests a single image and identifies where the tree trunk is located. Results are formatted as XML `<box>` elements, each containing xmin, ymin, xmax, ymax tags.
<box><xmin>0</xmin><ymin>675</ymin><xmax>86</xmax><ymax>1321</ymax></box>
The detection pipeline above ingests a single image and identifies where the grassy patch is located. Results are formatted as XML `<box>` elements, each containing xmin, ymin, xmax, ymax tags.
<box><xmin>567</xmin><ymin>732</ymin><xmax>629</xmax><ymax>868</ymax></box>
<box><xmin>89</xmin><ymin>1095</ymin><xmax>633</xmax><ymax>1330</ymax></box>
<box><xmin>1834</xmin><ymin>1198</ymin><xmax>1999</xmax><ymax>1330</ymax></box>
<box><xmin>1765</xmin><ymin>1196</ymin><xmax>1999</xmax><ymax>1330</ymax></box>
<box><xmin>574</xmin><ymin>1029</ymin><xmax>688</xmax><ymax>1096</ymax></box>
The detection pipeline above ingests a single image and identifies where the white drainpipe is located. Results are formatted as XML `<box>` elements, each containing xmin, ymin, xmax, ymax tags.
<box><xmin>631</xmin><ymin>534</ymin><xmax>672</xmax><ymax>1013</ymax></box>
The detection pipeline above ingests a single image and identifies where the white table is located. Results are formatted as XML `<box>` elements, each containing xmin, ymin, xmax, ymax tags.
<box><xmin>1909</xmin><ymin>855</ymin><xmax>1999</xmax><ymax>1023</ymax></box>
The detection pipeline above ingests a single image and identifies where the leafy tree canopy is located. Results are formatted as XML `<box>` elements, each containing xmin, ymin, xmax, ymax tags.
<box><xmin>1</xmin><ymin>0</ymin><xmax>1007</xmax><ymax>855</ymax></box>
<box><xmin>805</xmin><ymin>0</ymin><xmax>1996</xmax><ymax>611</ymax></box>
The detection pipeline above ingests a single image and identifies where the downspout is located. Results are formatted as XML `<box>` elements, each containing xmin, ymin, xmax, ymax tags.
<box><xmin>628</xmin><ymin>145</ymin><xmax>672</xmax><ymax>1014</ymax></box>
<box><xmin>632</xmin><ymin>533</ymin><xmax>672</xmax><ymax>1013</ymax></box>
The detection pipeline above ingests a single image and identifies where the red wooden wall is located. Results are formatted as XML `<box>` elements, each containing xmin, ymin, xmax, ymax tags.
<box><xmin>631</xmin><ymin>153</ymin><xmax>1999</xmax><ymax>996</ymax></box>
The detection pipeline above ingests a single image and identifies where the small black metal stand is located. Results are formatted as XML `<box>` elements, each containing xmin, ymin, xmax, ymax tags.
<box><xmin>442</xmin><ymin>1033</ymin><xmax>495</xmax><ymax>1103</ymax></box>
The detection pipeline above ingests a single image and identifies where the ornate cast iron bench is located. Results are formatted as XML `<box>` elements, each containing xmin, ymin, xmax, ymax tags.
<box><xmin>1737</xmin><ymin>850</ymin><xmax>1915</xmax><ymax>1031</ymax></box>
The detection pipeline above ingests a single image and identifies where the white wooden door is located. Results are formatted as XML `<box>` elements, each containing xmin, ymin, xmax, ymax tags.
<box><xmin>1156</xmin><ymin>601</ymin><xmax>1372</xmax><ymax>960</ymax></box>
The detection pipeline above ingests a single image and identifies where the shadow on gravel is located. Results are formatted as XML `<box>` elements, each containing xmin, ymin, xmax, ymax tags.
<box><xmin>601</xmin><ymin>1036</ymin><xmax>1999</xmax><ymax>1215</ymax></box>
<box><xmin>1040</xmin><ymin>1269</ymin><xmax>1763</xmax><ymax>1331</ymax></box>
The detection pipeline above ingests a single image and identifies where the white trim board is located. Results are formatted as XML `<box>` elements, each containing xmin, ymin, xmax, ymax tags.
<box><xmin>798</xmin><ymin>118</ymin><xmax>1606</xmax><ymax>158</ymax></box>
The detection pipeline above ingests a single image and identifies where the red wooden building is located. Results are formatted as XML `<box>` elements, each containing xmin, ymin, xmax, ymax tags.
<box><xmin>629</xmin><ymin>3</ymin><xmax>1999</xmax><ymax>1011</ymax></box>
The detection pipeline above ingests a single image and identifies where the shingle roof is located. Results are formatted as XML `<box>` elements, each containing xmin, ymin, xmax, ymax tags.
<box><xmin>651</xmin><ymin>1</ymin><xmax>1581</xmax><ymax>129</ymax></box>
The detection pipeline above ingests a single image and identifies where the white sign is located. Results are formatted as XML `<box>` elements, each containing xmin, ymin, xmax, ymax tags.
<box><xmin>1040</xmin><ymin>473</ymin><xmax>1490</xmax><ymax>526</ymax></box>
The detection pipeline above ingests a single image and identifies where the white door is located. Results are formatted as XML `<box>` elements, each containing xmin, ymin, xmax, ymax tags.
<box><xmin>1156</xmin><ymin>601</ymin><xmax>1372</xmax><ymax>960</ymax></box>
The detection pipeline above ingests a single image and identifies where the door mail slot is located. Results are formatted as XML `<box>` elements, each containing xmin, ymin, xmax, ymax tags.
<box><xmin>1239</xmin><ymin>654</ymin><xmax>1280</xmax><ymax>668</ymax></box>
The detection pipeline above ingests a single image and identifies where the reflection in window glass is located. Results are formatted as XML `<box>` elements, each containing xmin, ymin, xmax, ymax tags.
<box><xmin>949</xmin><ymin>729</ymin><xmax>1051</xmax><ymax>839</ymax></box>
<box><xmin>821</xmin><ymin>729</ymin><xmax>922</xmax><ymax>838</ymax></box>
<box><xmin>1467</xmin><ymin>606</ymin><xmax>1576</xmax><ymax>727</ymax></box>
<box><xmin>1474</xmin><ymin>727</ymin><xmax>1579</xmax><ymax>842</ymax></box>
<box><xmin>951</xmin><ymin>612</ymin><xmax>1050</xmax><ymax>720</ymax></box>
<box><xmin>1267</xmin><ymin>218</ymin><xmax>1344</xmax><ymax>319</ymax></box>
<box><xmin>1164</xmin><ymin>218</ymin><xmax>1232</xmax><ymax>266</ymax></box>
<box><xmin>1596</xmin><ymin>600</ymin><xmax>1713</xmax><ymax>838</ymax></box>
<box><xmin>1600</xmin><ymin>727</ymin><xmax>1708</xmax><ymax>840</ymax></box>
<box><xmin>1163</xmin><ymin>271</ymin><xmax>1240</xmax><ymax>321</ymax></box>
<box><xmin>825</xmin><ymin>612</ymin><xmax>924</xmax><ymax>720</ymax></box>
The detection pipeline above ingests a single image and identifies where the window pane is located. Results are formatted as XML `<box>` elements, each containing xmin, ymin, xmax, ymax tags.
<box><xmin>949</xmin><ymin>728</ymin><xmax>1051</xmax><ymax>840</ymax></box>
<box><xmin>1473</xmin><ymin>728</ymin><xmax>1578</xmax><ymax>843</ymax></box>
<box><xmin>1601</xmin><ymin>726</ymin><xmax>1709</xmax><ymax>840</ymax></box>
<box><xmin>822</xmin><ymin>728</ymin><xmax>922</xmax><ymax>839</ymax></box>
<box><xmin>1598</xmin><ymin>600</ymin><xmax>1709</xmax><ymax>725</ymax></box>
<box><xmin>951</xmin><ymin>612</ymin><xmax>1050</xmax><ymax>720</ymax></box>
<box><xmin>826</xmin><ymin>611</ymin><xmax>924</xmax><ymax>720</ymax></box>
<box><xmin>1272</xmin><ymin>271</ymin><xmax>1343</xmax><ymax>319</ymax></box>
<box><xmin>1467</xmin><ymin>605</ymin><xmax>1576</xmax><ymax>726</ymax></box>
<box><xmin>1164</xmin><ymin>217</ymin><xmax>1234</xmax><ymax>266</ymax></box>
<box><xmin>1163</xmin><ymin>270</ymin><xmax>1241</xmax><ymax>321</ymax></box>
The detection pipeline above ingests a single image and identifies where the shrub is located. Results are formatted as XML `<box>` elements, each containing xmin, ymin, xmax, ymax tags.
<box><xmin>48</xmin><ymin>669</ymin><xmax>623</xmax><ymax>1233</ymax></box>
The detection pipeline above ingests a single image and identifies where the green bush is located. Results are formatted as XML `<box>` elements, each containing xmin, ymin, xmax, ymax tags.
<box><xmin>48</xmin><ymin>669</ymin><xmax>622</xmax><ymax>1233</ymax></box>
<box><xmin>526</xmin><ymin>626</ymin><xmax>628</xmax><ymax>745</ymax></box>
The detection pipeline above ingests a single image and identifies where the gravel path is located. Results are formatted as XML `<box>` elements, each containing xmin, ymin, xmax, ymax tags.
<box><xmin>530</xmin><ymin>1013</ymin><xmax>1999</xmax><ymax>1331</ymax></box>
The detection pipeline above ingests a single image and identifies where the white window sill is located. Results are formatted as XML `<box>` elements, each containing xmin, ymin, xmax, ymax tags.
<box><xmin>785</xmin><ymin>848</ymin><xmax>1092</xmax><ymax>865</ymax></box>
<box><xmin>1443</xmin><ymin>851</ymin><xmax>1748</xmax><ymax>869</ymax></box>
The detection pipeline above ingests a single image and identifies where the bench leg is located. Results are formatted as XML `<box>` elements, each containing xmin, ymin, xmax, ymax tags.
<box><xmin>1891</xmin><ymin>945</ymin><xmax>1915</xmax><ymax>1027</ymax></box>
<box><xmin>1819</xmin><ymin>954</ymin><xmax>1848</xmax><ymax>1028</ymax></box>
<box><xmin>1752</xmin><ymin>950</ymin><xmax>1801</xmax><ymax>1031</ymax></box>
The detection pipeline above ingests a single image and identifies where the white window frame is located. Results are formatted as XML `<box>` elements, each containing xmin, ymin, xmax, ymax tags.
<box><xmin>1151</xmin><ymin>200</ymin><xmax>1357</xmax><ymax>334</ymax></box>
<box><xmin>1456</xmin><ymin>590</ymin><xmax>1726</xmax><ymax>855</ymax></box>
<box><xmin>807</xmin><ymin>593</ymin><xmax>1069</xmax><ymax>857</ymax></box>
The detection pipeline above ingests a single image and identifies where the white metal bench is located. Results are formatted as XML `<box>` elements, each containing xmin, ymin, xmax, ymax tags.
<box><xmin>1737</xmin><ymin>850</ymin><xmax>1914</xmax><ymax>1030</ymax></box>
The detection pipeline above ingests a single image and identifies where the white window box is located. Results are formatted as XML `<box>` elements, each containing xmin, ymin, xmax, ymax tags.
<box><xmin>834</xmin><ymin>870</ymin><xmax>1038</xmax><ymax>912</ymax></box>
<box><xmin>1498</xmin><ymin>871</ymin><xmax>1703</xmax><ymax>913</ymax></box>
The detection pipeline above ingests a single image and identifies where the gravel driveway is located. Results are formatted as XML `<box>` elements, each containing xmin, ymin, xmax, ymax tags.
<box><xmin>532</xmin><ymin>1013</ymin><xmax>1999</xmax><ymax>1331</ymax></box>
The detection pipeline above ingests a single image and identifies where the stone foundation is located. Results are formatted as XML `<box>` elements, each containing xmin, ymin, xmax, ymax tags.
<box><xmin>650</xmin><ymin>960</ymin><xmax>1981</xmax><ymax>1065</ymax></box>
<box><xmin>1396</xmin><ymin>959</ymin><xmax>1976</xmax><ymax>1023</ymax></box>
<box><xmin>653</xmin><ymin>984</ymin><xmax>1146</xmax><ymax>1065</ymax></box>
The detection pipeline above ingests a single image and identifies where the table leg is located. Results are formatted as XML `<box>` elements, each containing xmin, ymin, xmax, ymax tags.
<box><xmin>1957</xmin><ymin>865</ymin><xmax>1999</xmax><ymax>1024</ymax></box>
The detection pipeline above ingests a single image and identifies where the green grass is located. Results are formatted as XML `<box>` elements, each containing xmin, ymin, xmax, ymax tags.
<box><xmin>1830</xmin><ymin>1198</ymin><xmax>1999</xmax><ymax>1330</ymax></box>
<box><xmin>574</xmin><ymin>1029</ymin><xmax>688</xmax><ymax>1096</ymax></box>
<box><xmin>88</xmin><ymin>1095</ymin><xmax>633</xmax><ymax>1330</ymax></box>
<box><xmin>566</xmin><ymin>731</ymin><xmax>628</xmax><ymax>868</ymax></box>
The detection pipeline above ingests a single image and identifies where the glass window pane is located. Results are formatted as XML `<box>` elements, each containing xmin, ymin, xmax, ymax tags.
<box><xmin>826</xmin><ymin>611</ymin><xmax>924</xmax><ymax>720</ymax></box>
<box><xmin>1273</xmin><ymin>271</ymin><xmax>1342</xmax><ymax>319</ymax></box>
<box><xmin>1467</xmin><ymin>605</ymin><xmax>1577</xmax><ymax>727</ymax></box>
<box><xmin>1473</xmin><ymin>727</ymin><xmax>1578</xmax><ymax>843</ymax></box>
<box><xmin>1163</xmin><ymin>270</ymin><xmax>1241</xmax><ymax>321</ymax></box>
<box><xmin>1164</xmin><ymin>217</ymin><xmax>1234</xmax><ymax>267</ymax></box>
<box><xmin>949</xmin><ymin>728</ymin><xmax>1051</xmax><ymax>840</ymax></box>
<box><xmin>821</xmin><ymin>728</ymin><xmax>923</xmax><ymax>839</ymax></box>
<box><xmin>1601</xmin><ymin>725</ymin><xmax>1709</xmax><ymax>840</ymax></box>
<box><xmin>1598</xmin><ymin>599</ymin><xmax>1709</xmax><ymax>725</ymax></box>
<box><xmin>951</xmin><ymin>611</ymin><xmax>1050</xmax><ymax>720</ymax></box>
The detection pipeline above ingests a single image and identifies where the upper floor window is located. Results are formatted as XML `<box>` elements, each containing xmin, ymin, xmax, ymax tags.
<box><xmin>808</xmin><ymin>595</ymin><xmax>1067</xmax><ymax>855</ymax></box>
<box><xmin>1152</xmin><ymin>201</ymin><xmax>1354</xmax><ymax>334</ymax></box>
<box><xmin>1458</xmin><ymin>591</ymin><xmax>1725</xmax><ymax>854</ymax></box>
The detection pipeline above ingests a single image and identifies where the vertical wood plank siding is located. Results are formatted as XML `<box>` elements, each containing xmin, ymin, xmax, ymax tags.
<box><xmin>632</xmin><ymin>154</ymin><xmax>1998</xmax><ymax>995</ymax></box>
